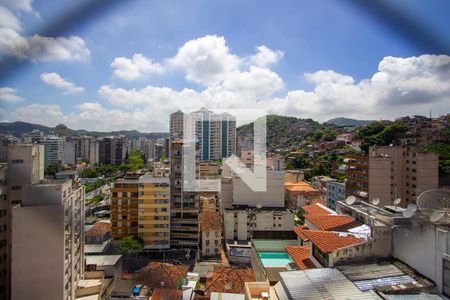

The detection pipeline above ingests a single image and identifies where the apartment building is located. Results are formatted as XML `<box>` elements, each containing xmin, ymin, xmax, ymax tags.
<box><xmin>172</xmin><ymin>108</ymin><xmax>237</xmax><ymax>161</ymax></box>
<box><xmin>345</xmin><ymin>146</ymin><xmax>439</xmax><ymax>206</ymax></box>
<box><xmin>0</xmin><ymin>165</ymin><xmax>7</xmax><ymax>299</ymax></box>
<box><xmin>223</xmin><ymin>208</ymin><xmax>295</xmax><ymax>241</ymax></box>
<box><xmin>99</xmin><ymin>136</ymin><xmax>126</xmax><ymax>165</ymax></box>
<box><xmin>110</xmin><ymin>176</ymin><xmax>139</xmax><ymax>238</ymax></box>
<box><xmin>0</xmin><ymin>135</ymin><xmax>17</xmax><ymax>163</ymax></box>
<box><xmin>55</xmin><ymin>123</ymin><xmax>68</xmax><ymax>137</ymax></box>
<box><xmin>143</xmin><ymin>140</ymin><xmax>156</xmax><ymax>161</ymax></box>
<box><xmin>39</xmin><ymin>136</ymin><xmax>65</xmax><ymax>168</ymax></box>
<box><xmin>199</xmin><ymin>211</ymin><xmax>222</xmax><ymax>258</ymax></box>
<box><xmin>11</xmin><ymin>179</ymin><xmax>84</xmax><ymax>300</ymax></box>
<box><xmin>64</xmin><ymin>140</ymin><xmax>76</xmax><ymax>165</ymax></box>
<box><xmin>326</xmin><ymin>180</ymin><xmax>346</xmax><ymax>210</ymax></box>
<box><xmin>170</xmin><ymin>140</ymin><xmax>200</xmax><ymax>248</ymax></box>
<box><xmin>138</xmin><ymin>176</ymin><xmax>170</xmax><ymax>249</ymax></box>
<box><xmin>170</xmin><ymin>110</ymin><xmax>184</xmax><ymax>138</ymax></box>
<box><xmin>89</xmin><ymin>139</ymin><xmax>99</xmax><ymax>165</ymax></box>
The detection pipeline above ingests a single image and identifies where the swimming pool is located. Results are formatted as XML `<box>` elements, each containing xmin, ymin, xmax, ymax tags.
<box><xmin>258</xmin><ymin>251</ymin><xmax>293</xmax><ymax>267</ymax></box>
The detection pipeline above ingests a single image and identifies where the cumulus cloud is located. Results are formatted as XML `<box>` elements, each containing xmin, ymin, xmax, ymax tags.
<box><xmin>0</xmin><ymin>87</ymin><xmax>24</xmax><ymax>102</ymax></box>
<box><xmin>111</xmin><ymin>53</ymin><xmax>163</xmax><ymax>81</ymax></box>
<box><xmin>6</xmin><ymin>37</ymin><xmax>450</xmax><ymax>132</ymax></box>
<box><xmin>169</xmin><ymin>35</ymin><xmax>240</xmax><ymax>86</ymax></box>
<box><xmin>248</xmin><ymin>45</ymin><xmax>283</xmax><ymax>67</ymax></box>
<box><xmin>0</xmin><ymin>6</ymin><xmax>21</xmax><ymax>31</ymax></box>
<box><xmin>0</xmin><ymin>6</ymin><xmax>90</xmax><ymax>62</ymax></box>
<box><xmin>40</xmin><ymin>72</ymin><xmax>85</xmax><ymax>94</ymax></box>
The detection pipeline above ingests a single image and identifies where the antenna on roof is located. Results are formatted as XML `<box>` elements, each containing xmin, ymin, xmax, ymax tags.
<box><xmin>402</xmin><ymin>209</ymin><xmax>414</xmax><ymax>218</ymax></box>
<box><xmin>417</xmin><ymin>189</ymin><xmax>450</xmax><ymax>224</ymax></box>
<box><xmin>345</xmin><ymin>196</ymin><xmax>356</xmax><ymax>205</ymax></box>
<box><xmin>371</xmin><ymin>197</ymin><xmax>380</xmax><ymax>206</ymax></box>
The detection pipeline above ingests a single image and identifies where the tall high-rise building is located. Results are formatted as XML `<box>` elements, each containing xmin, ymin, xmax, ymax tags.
<box><xmin>39</xmin><ymin>136</ymin><xmax>65</xmax><ymax>168</ymax></box>
<box><xmin>138</xmin><ymin>175</ymin><xmax>170</xmax><ymax>249</ymax></box>
<box><xmin>143</xmin><ymin>140</ymin><xmax>156</xmax><ymax>161</ymax></box>
<box><xmin>55</xmin><ymin>123</ymin><xmax>68</xmax><ymax>137</ymax></box>
<box><xmin>170</xmin><ymin>140</ymin><xmax>200</xmax><ymax>248</ymax></box>
<box><xmin>78</xmin><ymin>136</ymin><xmax>92</xmax><ymax>160</ymax></box>
<box><xmin>11</xmin><ymin>179</ymin><xmax>84</xmax><ymax>300</ymax></box>
<box><xmin>0</xmin><ymin>135</ymin><xmax>17</xmax><ymax>163</ymax></box>
<box><xmin>111</xmin><ymin>175</ymin><xmax>171</xmax><ymax>249</ymax></box>
<box><xmin>99</xmin><ymin>136</ymin><xmax>126</xmax><ymax>165</ymax></box>
<box><xmin>170</xmin><ymin>110</ymin><xmax>184</xmax><ymax>138</ymax></box>
<box><xmin>170</xmin><ymin>108</ymin><xmax>237</xmax><ymax>161</ymax></box>
<box><xmin>191</xmin><ymin>108</ymin><xmax>236</xmax><ymax>161</ymax></box>
<box><xmin>0</xmin><ymin>164</ymin><xmax>7</xmax><ymax>299</ymax></box>
<box><xmin>345</xmin><ymin>146</ymin><xmax>439</xmax><ymax>207</ymax></box>
<box><xmin>6</xmin><ymin>144</ymin><xmax>45</xmax><ymax>299</ymax></box>
<box><xmin>89</xmin><ymin>140</ymin><xmax>99</xmax><ymax>165</ymax></box>
<box><xmin>111</xmin><ymin>176</ymin><xmax>139</xmax><ymax>239</ymax></box>
<box><xmin>64</xmin><ymin>140</ymin><xmax>76</xmax><ymax>165</ymax></box>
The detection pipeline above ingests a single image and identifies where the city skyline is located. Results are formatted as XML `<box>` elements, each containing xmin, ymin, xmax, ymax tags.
<box><xmin>0</xmin><ymin>1</ymin><xmax>449</xmax><ymax>132</ymax></box>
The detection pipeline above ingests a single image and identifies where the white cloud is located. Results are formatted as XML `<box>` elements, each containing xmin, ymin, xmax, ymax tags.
<box><xmin>6</xmin><ymin>41</ymin><xmax>450</xmax><ymax>132</ymax></box>
<box><xmin>248</xmin><ymin>45</ymin><xmax>283</xmax><ymax>67</ymax></box>
<box><xmin>0</xmin><ymin>26</ymin><xmax>90</xmax><ymax>62</ymax></box>
<box><xmin>169</xmin><ymin>35</ymin><xmax>240</xmax><ymax>86</ymax></box>
<box><xmin>111</xmin><ymin>53</ymin><xmax>163</xmax><ymax>81</ymax></box>
<box><xmin>223</xmin><ymin>66</ymin><xmax>284</xmax><ymax>99</ymax></box>
<box><xmin>40</xmin><ymin>72</ymin><xmax>84</xmax><ymax>94</ymax></box>
<box><xmin>0</xmin><ymin>6</ymin><xmax>21</xmax><ymax>31</ymax></box>
<box><xmin>0</xmin><ymin>87</ymin><xmax>24</xmax><ymax>102</ymax></box>
<box><xmin>0</xmin><ymin>0</ymin><xmax>33</xmax><ymax>12</ymax></box>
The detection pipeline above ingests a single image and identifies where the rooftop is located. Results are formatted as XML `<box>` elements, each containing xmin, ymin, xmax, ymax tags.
<box><xmin>200</xmin><ymin>211</ymin><xmax>222</xmax><ymax>231</ymax></box>
<box><xmin>205</xmin><ymin>266</ymin><xmax>255</xmax><ymax>294</ymax></box>
<box><xmin>301</xmin><ymin>203</ymin><xmax>333</xmax><ymax>216</ymax></box>
<box><xmin>305</xmin><ymin>214</ymin><xmax>361</xmax><ymax>231</ymax></box>
<box><xmin>284</xmin><ymin>181</ymin><xmax>319</xmax><ymax>192</ymax></box>
<box><xmin>296</xmin><ymin>229</ymin><xmax>366</xmax><ymax>253</ymax></box>
<box><xmin>85</xmin><ymin>255</ymin><xmax>122</xmax><ymax>267</ymax></box>
<box><xmin>85</xmin><ymin>221</ymin><xmax>111</xmax><ymax>237</ymax></box>
<box><xmin>135</xmin><ymin>262</ymin><xmax>189</xmax><ymax>290</ymax></box>
<box><xmin>151</xmin><ymin>288</ymin><xmax>183</xmax><ymax>300</ymax></box>
<box><xmin>284</xmin><ymin>246</ymin><xmax>315</xmax><ymax>270</ymax></box>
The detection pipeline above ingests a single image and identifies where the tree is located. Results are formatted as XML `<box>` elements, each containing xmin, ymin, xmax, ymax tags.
<box><xmin>45</xmin><ymin>163</ymin><xmax>59</xmax><ymax>177</ymax></box>
<box><xmin>117</xmin><ymin>236</ymin><xmax>144</xmax><ymax>253</ymax></box>
<box><xmin>295</xmin><ymin>207</ymin><xmax>306</xmax><ymax>225</ymax></box>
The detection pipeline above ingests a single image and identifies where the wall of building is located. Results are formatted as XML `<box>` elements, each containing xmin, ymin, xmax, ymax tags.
<box><xmin>393</xmin><ymin>220</ymin><xmax>449</xmax><ymax>296</ymax></box>
<box><xmin>232</xmin><ymin>169</ymin><xmax>285</xmax><ymax>208</ymax></box>
<box><xmin>201</xmin><ymin>230</ymin><xmax>221</xmax><ymax>257</ymax></box>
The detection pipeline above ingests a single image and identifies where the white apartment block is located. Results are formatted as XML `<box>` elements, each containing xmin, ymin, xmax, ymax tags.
<box><xmin>64</xmin><ymin>140</ymin><xmax>76</xmax><ymax>165</ymax></box>
<box><xmin>223</xmin><ymin>209</ymin><xmax>295</xmax><ymax>241</ymax></box>
<box><xmin>39</xmin><ymin>136</ymin><xmax>65</xmax><ymax>168</ymax></box>
<box><xmin>12</xmin><ymin>179</ymin><xmax>84</xmax><ymax>300</ymax></box>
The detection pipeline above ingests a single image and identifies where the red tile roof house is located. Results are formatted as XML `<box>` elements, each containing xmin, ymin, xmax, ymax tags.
<box><xmin>293</xmin><ymin>203</ymin><xmax>391</xmax><ymax>267</ymax></box>
<box><xmin>204</xmin><ymin>266</ymin><xmax>254</xmax><ymax>296</ymax></box>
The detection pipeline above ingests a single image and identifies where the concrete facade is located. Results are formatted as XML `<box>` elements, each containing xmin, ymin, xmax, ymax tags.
<box><xmin>11</xmin><ymin>179</ymin><xmax>84</xmax><ymax>300</ymax></box>
<box><xmin>326</xmin><ymin>180</ymin><xmax>346</xmax><ymax>210</ymax></box>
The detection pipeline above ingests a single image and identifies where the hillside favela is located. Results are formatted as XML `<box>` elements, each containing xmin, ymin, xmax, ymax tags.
<box><xmin>0</xmin><ymin>1</ymin><xmax>449</xmax><ymax>300</ymax></box>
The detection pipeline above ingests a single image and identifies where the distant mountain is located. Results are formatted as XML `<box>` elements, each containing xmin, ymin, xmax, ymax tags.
<box><xmin>325</xmin><ymin>117</ymin><xmax>374</xmax><ymax>127</ymax></box>
<box><xmin>238</xmin><ymin>115</ymin><xmax>320</xmax><ymax>152</ymax></box>
<box><xmin>0</xmin><ymin>121</ymin><xmax>169</xmax><ymax>139</ymax></box>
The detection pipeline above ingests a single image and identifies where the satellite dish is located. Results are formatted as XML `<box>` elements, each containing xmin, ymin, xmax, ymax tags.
<box><xmin>394</xmin><ymin>198</ymin><xmax>402</xmax><ymax>206</ymax></box>
<box><xmin>407</xmin><ymin>203</ymin><xmax>417</xmax><ymax>212</ymax></box>
<box><xmin>345</xmin><ymin>196</ymin><xmax>356</xmax><ymax>205</ymax></box>
<box><xmin>417</xmin><ymin>189</ymin><xmax>450</xmax><ymax>223</ymax></box>
<box><xmin>430</xmin><ymin>211</ymin><xmax>446</xmax><ymax>222</ymax></box>
<box><xmin>402</xmin><ymin>209</ymin><xmax>414</xmax><ymax>218</ymax></box>
<box><xmin>371</xmin><ymin>197</ymin><xmax>380</xmax><ymax>206</ymax></box>
<box><xmin>256</xmin><ymin>203</ymin><xmax>263</xmax><ymax>209</ymax></box>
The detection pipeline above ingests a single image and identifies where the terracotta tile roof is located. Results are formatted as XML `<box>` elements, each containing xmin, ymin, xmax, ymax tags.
<box><xmin>300</xmin><ymin>230</ymin><xmax>366</xmax><ymax>253</ymax></box>
<box><xmin>285</xmin><ymin>181</ymin><xmax>319</xmax><ymax>192</ymax></box>
<box><xmin>151</xmin><ymin>288</ymin><xmax>183</xmax><ymax>300</ymax></box>
<box><xmin>205</xmin><ymin>266</ymin><xmax>254</xmax><ymax>294</ymax></box>
<box><xmin>200</xmin><ymin>211</ymin><xmax>222</xmax><ymax>231</ymax></box>
<box><xmin>301</xmin><ymin>204</ymin><xmax>331</xmax><ymax>216</ymax></box>
<box><xmin>305</xmin><ymin>215</ymin><xmax>361</xmax><ymax>232</ymax></box>
<box><xmin>285</xmin><ymin>246</ymin><xmax>316</xmax><ymax>270</ymax></box>
<box><xmin>85</xmin><ymin>222</ymin><xmax>111</xmax><ymax>237</ymax></box>
<box><xmin>134</xmin><ymin>262</ymin><xmax>189</xmax><ymax>289</ymax></box>
<box><xmin>293</xmin><ymin>225</ymin><xmax>310</xmax><ymax>241</ymax></box>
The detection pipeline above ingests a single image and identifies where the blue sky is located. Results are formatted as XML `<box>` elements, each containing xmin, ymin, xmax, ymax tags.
<box><xmin>0</xmin><ymin>0</ymin><xmax>449</xmax><ymax>132</ymax></box>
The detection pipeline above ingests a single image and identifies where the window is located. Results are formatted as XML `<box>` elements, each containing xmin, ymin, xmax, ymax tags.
<box><xmin>11</xmin><ymin>159</ymin><xmax>23</xmax><ymax>164</ymax></box>
<box><xmin>11</xmin><ymin>186</ymin><xmax>22</xmax><ymax>191</ymax></box>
